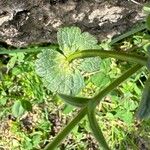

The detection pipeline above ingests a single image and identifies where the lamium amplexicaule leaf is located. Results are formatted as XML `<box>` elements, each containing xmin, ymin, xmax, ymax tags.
<box><xmin>35</xmin><ymin>27</ymin><xmax>101</xmax><ymax>95</ymax></box>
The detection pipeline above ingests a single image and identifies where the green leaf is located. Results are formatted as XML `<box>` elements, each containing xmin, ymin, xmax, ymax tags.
<box><xmin>12</xmin><ymin>100</ymin><xmax>25</xmax><ymax>118</ymax></box>
<box><xmin>57</xmin><ymin>27</ymin><xmax>101</xmax><ymax>73</ymax></box>
<box><xmin>57</xmin><ymin>27</ymin><xmax>99</xmax><ymax>54</ymax></box>
<box><xmin>0</xmin><ymin>97</ymin><xmax>7</xmax><ymax>106</ymax></box>
<box><xmin>35</xmin><ymin>49</ymin><xmax>84</xmax><ymax>95</ymax></box>
<box><xmin>144</xmin><ymin>43</ymin><xmax>150</xmax><ymax>70</ymax></box>
<box><xmin>90</xmin><ymin>58</ymin><xmax>111</xmax><ymax>87</ymax></box>
<box><xmin>36</xmin><ymin>27</ymin><xmax>101</xmax><ymax>95</ymax></box>
<box><xmin>57</xmin><ymin>27</ymin><xmax>82</xmax><ymax>55</ymax></box>
<box><xmin>21</xmin><ymin>100</ymin><xmax>32</xmax><ymax>111</ymax></box>
<box><xmin>136</xmin><ymin>75</ymin><xmax>150</xmax><ymax>120</ymax></box>
<box><xmin>58</xmin><ymin>94</ymin><xmax>90</xmax><ymax>107</ymax></box>
<box><xmin>116</xmin><ymin>110</ymin><xmax>133</xmax><ymax>124</ymax></box>
<box><xmin>91</xmin><ymin>72</ymin><xmax>110</xmax><ymax>87</ymax></box>
<box><xmin>78</xmin><ymin>32</ymin><xmax>99</xmax><ymax>50</ymax></box>
<box><xmin>77</xmin><ymin>57</ymin><xmax>100</xmax><ymax>73</ymax></box>
<box><xmin>32</xmin><ymin>133</ymin><xmax>42</xmax><ymax>147</ymax></box>
<box><xmin>63</xmin><ymin>104</ymin><xmax>74</xmax><ymax>114</ymax></box>
<box><xmin>7</xmin><ymin>53</ymin><xmax>25</xmax><ymax>71</ymax></box>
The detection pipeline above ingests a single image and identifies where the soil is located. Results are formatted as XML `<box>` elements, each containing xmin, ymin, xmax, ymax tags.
<box><xmin>0</xmin><ymin>0</ymin><xmax>148</xmax><ymax>47</ymax></box>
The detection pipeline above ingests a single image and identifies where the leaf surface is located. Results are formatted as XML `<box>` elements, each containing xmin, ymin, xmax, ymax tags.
<box><xmin>35</xmin><ymin>49</ymin><xmax>84</xmax><ymax>95</ymax></box>
<box><xmin>21</xmin><ymin>100</ymin><xmax>32</xmax><ymax>111</ymax></box>
<box><xmin>12</xmin><ymin>100</ymin><xmax>25</xmax><ymax>118</ymax></box>
<box><xmin>36</xmin><ymin>27</ymin><xmax>101</xmax><ymax>95</ymax></box>
<box><xmin>57</xmin><ymin>27</ymin><xmax>101</xmax><ymax>73</ymax></box>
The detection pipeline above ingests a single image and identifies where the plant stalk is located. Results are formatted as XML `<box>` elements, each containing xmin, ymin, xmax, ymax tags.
<box><xmin>44</xmin><ymin>64</ymin><xmax>142</xmax><ymax>150</ymax></box>
<box><xmin>0</xmin><ymin>45</ymin><xmax>58</xmax><ymax>54</ymax></box>
<box><xmin>87</xmin><ymin>105</ymin><xmax>110</xmax><ymax>150</ymax></box>
<box><xmin>88</xmin><ymin>109</ymin><xmax>110</xmax><ymax>150</ymax></box>
<box><xmin>44</xmin><ymin>107</ymin><xmax>87</xmax><ymax>150</ymax></box>
<box><xmin>93</xmin><ymin>64</ymin><xmax>142</xmax><ymax>107</ymax></box>
<box><xmin>67</xmin><ymin>50</ymin><xmax>147</xmax><ymax>66</ymax></box>
<box><xmin>86</xmin><ymin>64</ymin><xmax>142</xmax><ymax>150</ymax></box>
<box><xmin>110</xmin><ymin>23</ymin><xmax>146</xmax><ymax>45</ymax></box>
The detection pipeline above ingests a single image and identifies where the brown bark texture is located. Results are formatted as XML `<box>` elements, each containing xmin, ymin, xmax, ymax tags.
<box><xmin>0</xmin><ymin>0</ymin><xmax>146</xmax><ymax>47</ymax></box>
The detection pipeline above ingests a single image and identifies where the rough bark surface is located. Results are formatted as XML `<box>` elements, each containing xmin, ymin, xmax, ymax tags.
<box><xmin>0</xmin><ymin>0</ymin><xmax>146</xmax><ymax>47</ymax></box>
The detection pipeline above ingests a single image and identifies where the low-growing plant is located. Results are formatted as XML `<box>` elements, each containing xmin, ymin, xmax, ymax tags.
<box><xmin>1</xmin><ymin>5</ymin><xmax>150</xmax><ymax>150</ymax></box>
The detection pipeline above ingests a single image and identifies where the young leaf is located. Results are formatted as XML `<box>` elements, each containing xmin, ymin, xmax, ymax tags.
<box><xmin>58</xmin><ymin>94</ymin><xmax>90</xmax><ymax>107</ymax></box>
<box><xmin>90</xmin><ymin>72</ymin><xmax>110</xmax><ymax>87</ymax></box>
<box><xmin>57</xmin><ymin>27</ymin><xmax>101</xmax><ymax>73</ymax></box>
<box><xmin>63</xmin><ymin>104</ymin><xmax>74</xmax><ymax>114</ymax></box>
<box><xmin>21</xmin><ymin>100</ymin><xmax>32</xmax><ymax>111</ymax></box>
<box><xmin>136</xmin><ymin>75</ymin><xmax>150</xmax><ymax>120</ymax></box>
<box><xmin>12</xmin><ymin>100</ymin><xmax>25</xmax><ymax>118</ymax></box>
<box><xmin>35</xmin><ymin>27</ymin><xmax>101</xmax><ymax>95</ymax></box>
<box><xmin>57</xmin><ymin>27</ymin><xmax>82</xmax><ymax>55</ymax></box>
<box><xmin>35</xmin><ymin>49</ymin><xmax>84</xmax><ymax>95</ymax></box>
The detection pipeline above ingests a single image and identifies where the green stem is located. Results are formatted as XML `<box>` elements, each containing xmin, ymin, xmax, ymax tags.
<box><xmin>0</xmin><ymin>45</ymin><xmax>58</xmax><ymax>54</ymax></box>
<box><xmin>110</xmin><ymin>23</ymin><xmax>146</xmax><ymax>45</ymax></box>
<box><xmin>86</xmin><ymin>64</ymin><xmax>142</xmax><ymax>150</ymax></box>
<box><xmin>44</xmin><ymin>64</ymin><xmax>142</xmax><ymax>150</ymax></box>
<box><xmin>93</xmin><ymin>64</ymin><xmax>142</xmax><ymax>107</ymax></box>
<box><xmin>44</xmin><ymin>107</ymin><xmax>87</xmax><ymax>150</ymax></box>
<box><xmin>136</xmin><ymin>74</ymin><xmax>150</xmax><ymax>120</ymax></box>
<box><xmin>67</xmin><ymin>50</ymin><xmax>147</xmax><ymax>66</ymax></box>
<box><xmin>87</xmin><ymin>105</ymin><xmax>110</xmax><ymax>150</ymax></box>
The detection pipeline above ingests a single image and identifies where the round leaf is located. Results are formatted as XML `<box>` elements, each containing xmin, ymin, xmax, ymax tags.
<box><xmin>21</xmin><ymin>100</ymin><xmax>32</xmax><ymax>111</ymax></box>
<box><xmin>12</xmin><ymin>100</ymin><xmax>25</xmax><ymax>118</ymax></box>
<box><xmin>35</xmin><ymin>49</ymin><xmax>84</xmax><ymax>95</ymax></box>
<box><xmin>35</xmin><ymin>27</ymin><xmax>101</xmax><ymax>95</ymax></box>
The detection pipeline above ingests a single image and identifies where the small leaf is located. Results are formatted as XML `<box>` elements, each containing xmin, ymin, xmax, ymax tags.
<box><xmin>21</xmin><ymin>100</ymin><xmax>32</xmax><ymax>111</ymax></box>
<box><xmin>58</xmin><ymin>94</ymin><xmax>90</xmax><ymax>107</ymax></box>
<box><xmin>7</xmin><ymin>53</ymin><xmax>25</xmax><ymax>71</ymax></box>
<box><xmin>7</xmin><ymin>55</ymin><xmax>17</xmax><ymax>71</ymax></box>
<box><xmin>136</xmin><ymin>75</ymin><xmax>150</xmax><ymax>120</ymax></box>
<box><xmin>0</xmin><ymin>97</ymin><xmax>7</xmax><ymax>106</ymax></box>
<box><xmin>91</xmin><ymin>72</ymin><xmax>110</xmax><ymax>87</ymax></box>
<box><xmin>57</xmin><ymin>26</ymin><xmax>101</xmax><ymax>73</ymax></box>
<box><xmin>63</xmin><ymin>104</ymin><xmax>74</xmax><ymax>114</ymax></box>
<box><xmin>57</xmin><ymin>27</ymin><xmax>82</xmax><ymax>55</ymax></box>
<box><xmin>12</xmin><ymin>100</ymin><xmax>25</xmax><ymax>118</ymax></box>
